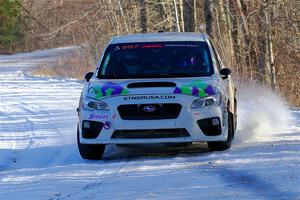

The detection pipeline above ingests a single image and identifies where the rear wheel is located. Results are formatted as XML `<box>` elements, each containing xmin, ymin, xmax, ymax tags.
<box><xmin>207</xmin><ymin>111</ymin><xmax>234</xmax><ymax>151</ymax></box>
<box><xmin>77</xmin><ymin>126</ymin><xmax>106</xmax><ymax>160</ymax></box>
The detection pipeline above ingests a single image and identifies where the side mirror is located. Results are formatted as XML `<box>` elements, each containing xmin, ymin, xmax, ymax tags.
<box><xmin>84</xmin><ymin>72</ymin><xmax>94</xmax><ymax>82</ymax></box>
<box><xmin>219</xmin><ymin>68</ymin><xmax>231</xmax><ymax>79</ymax></box>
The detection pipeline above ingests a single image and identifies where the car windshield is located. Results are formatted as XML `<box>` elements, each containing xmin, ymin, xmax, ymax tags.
<box><xmin>97</xmin><ymin>41</ymin><xmax>214</xmax><ymax>79</ymax></box>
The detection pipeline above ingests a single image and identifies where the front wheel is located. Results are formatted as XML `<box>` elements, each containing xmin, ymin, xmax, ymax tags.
<box><xmin>77</xmin><ymin>126</ymin><xmax>106</xmax><ymax>160</ymax></box>
<box><xmin>207</xmin><ymin>111</ymin><xmax>234</xmax><ymax>151</ymax></box>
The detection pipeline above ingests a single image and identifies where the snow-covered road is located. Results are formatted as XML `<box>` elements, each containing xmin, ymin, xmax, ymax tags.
<box><xmin>0</xmin><ymin>48</ymin><xmax>299</xmax><ymax>200</ymax></box>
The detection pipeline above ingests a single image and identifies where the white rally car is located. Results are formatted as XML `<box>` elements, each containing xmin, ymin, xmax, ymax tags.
<box><xmin>77</xmin><ymin>32</ymin><xmax>237</xmax><ymax>159</ymax></box>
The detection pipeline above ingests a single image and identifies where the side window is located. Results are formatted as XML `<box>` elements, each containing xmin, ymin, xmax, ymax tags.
<box><xmin>209</xmin><ymin>39</ymin><xmax>222</xmax><ymax>71</ymax></box>
<box><xmin>95</xmin><ymin>58</ymin><xmax>102</xmax><ymax>75</ymax></box>
<box><xmin>101</xmin><ymin>53</ymin><xmax>111</xmax><ymax>75</ymax></box>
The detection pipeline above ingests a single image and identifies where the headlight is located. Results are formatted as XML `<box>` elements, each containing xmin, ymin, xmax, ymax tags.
<box><xmin>82</xmin><ymin>96</ymin><xmax>109</xmax><ymax>110</ymax></box>
<box><xmin>191</xmin><ymin>93</ymin><xmax>222</xmax><ymax>108</ymax></box>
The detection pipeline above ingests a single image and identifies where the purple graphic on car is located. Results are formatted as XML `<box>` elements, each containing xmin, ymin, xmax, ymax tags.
<box><xmin>104</xmin><ymin>121</ymin><xmax>111</xmax><ymax>130</ymax></box>
<box><xmin>91</xmin><ymin>82</ymin><xmax>129</xmax><ymax>99</ymax></box>
<box><xmin>173</xmin><ymin>80</ymin><xmax>216</xmax><ymax>97</ymax></box>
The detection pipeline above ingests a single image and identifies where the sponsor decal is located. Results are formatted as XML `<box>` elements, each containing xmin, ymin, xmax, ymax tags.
<box><xmin>141</xmin><ymin>44</ymin><xmax>163</xmax><ymax>48</ymax></box>
<box><xmin>88</xmin><ymin>113</ymin><xmax>109</xmax><ymax>120</ymax></box>
<box><xmin>90</xmin><ymin>82</ymin><xmax>129</xmax><ymax>99</ymax></box>
<box><xmin>123</xmin><ymin>95</ymin><xmax>175</xmax><ymax>101</ymax></box>
<box><xmin>173</xmin><ymin>80</ymin><xmax>216</xmax><ymax>97</ymax></box>
<box><xmin>121</xmin><ymin>44</ymin><xmax>139</xmax><ymax>50</ymax></box>
<box><xmin>115</xmin><ymin>44</ymin><xmax>164</xmax><ymax>50</ymax></box>
<box><xmin>104</xmin><ymin>121</ymin><xmax>111</xmax><ymax>130</ymax></box>
<box><xmin>164</xmin><ymin>44</ymin><xmax>199</xmax><ymax>47</ymax></box>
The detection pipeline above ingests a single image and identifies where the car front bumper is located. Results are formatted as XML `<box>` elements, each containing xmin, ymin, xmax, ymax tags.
<box><xmin>78</xmin><ymin>94</ymin><xmax>229</xmax><ymax>144</ymax></box>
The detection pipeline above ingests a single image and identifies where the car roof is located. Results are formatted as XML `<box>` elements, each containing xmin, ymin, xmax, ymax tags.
<box><xmin>110</xmin><ymin>32</ymin><xmax>209</xmax><ymax>44</ymax></box>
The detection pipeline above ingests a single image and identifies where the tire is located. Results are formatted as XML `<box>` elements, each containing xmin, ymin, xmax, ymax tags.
<box><xmin>234</xmin><ymin>98</ymin><xmax>237</xmax><ymax>132</ymax></box>
<box><xmin>207</xmin><ymin>111</ymin><xmax>234</xmax><ymax>151</ymax></box>
<box><xmin>77</xmin><ymin>126</ymin><xmax>106</xmax><ymax>160</ymax></box>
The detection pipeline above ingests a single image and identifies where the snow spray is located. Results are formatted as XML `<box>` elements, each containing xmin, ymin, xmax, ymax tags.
<box><xmin>235</xmin><ymin>81</ymin><xmax>292</xmax><ymax>143</ymax></box>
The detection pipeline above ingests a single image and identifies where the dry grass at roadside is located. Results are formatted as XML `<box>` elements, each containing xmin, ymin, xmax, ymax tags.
<box><xmin>277</xmin><ymin>72</ymin><xmax>300</xmax><ymax>108</ymax></box>
<box><xmin>32</xmin><ymin>47</ymin><xmax>96</xmax><ymax>80</ymax></box>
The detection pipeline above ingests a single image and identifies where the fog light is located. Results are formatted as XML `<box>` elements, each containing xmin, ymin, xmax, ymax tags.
<box><xmin>212</xmin><ymin>117</ymin><xmax>220</xmax><ymax>126</ymax></box>
<box><xmin>197</xmin><ymin>117</ymin><xmax>221</xmax><ymax>136</ymax></box>
<box><xmin>83</xmin><ymin>121</ymin><xmax>90</xmax><ymax>128</ymax></box>
<box><xmin>82</xmin><ymin>121</ymin><xmax>104</xmax><ymax>139</ymax></box>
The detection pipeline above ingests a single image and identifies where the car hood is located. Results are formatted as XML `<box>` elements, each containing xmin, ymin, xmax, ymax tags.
<box><xmin>86</xmin><ymin>77</ymin><xmax>220</xmax><ymax>100</ymax></box>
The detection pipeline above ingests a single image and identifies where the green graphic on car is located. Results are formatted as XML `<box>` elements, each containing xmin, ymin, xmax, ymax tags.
<box><xmin>173</xmin><ymin>80</ymin><xmax>216</xmax><ymax>97</ymax></box>
<box><xmin>89</xmin><ymin>80</ymin><xmax>215</xmax><ymax>99</ymax></box>
<box><xmin>91</xmin><ymin>82</ymin><xmax>129</xmax><ymax>99</ymax></box>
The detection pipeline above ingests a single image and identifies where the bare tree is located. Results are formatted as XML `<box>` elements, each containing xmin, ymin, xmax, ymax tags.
<box><xmin>179</xmin><ymin>0</ymin><xmax>185</xmax><ymax>31</ymax></box>
<box><xmin>183</xmin><ymin>0</ymin><xmax>196</xmax><ymax>32</ymax></box>
<box><xmin>173</xmin><ymin>0</ymin><xmax>181</xmax><ymax>31</ymax></box>
<box><xmin>139</xmin><ymin>0</ymin><xmax>147</xmax><ymax>33</ymax></box>
<box><xmin>257</xmin><ymin>1</ymin><xmax>275</xmax><ymax>88</ymax></box>
<box><xmin>204</xmin><ymin>0</ymin><xmax>216</xmax><ymax>38</ymax></box>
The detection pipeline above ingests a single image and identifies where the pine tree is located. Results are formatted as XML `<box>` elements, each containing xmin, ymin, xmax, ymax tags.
<box><xmin>0</xmin><ymin>0</ymin><xmax>22</xmax><ymax>53</ymax></box>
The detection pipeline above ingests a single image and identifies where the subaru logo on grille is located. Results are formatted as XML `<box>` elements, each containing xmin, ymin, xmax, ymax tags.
<box><xmin>143</xmin><ymin>105</ymin><xmax>156</xmax><ymax>113</ymax></box>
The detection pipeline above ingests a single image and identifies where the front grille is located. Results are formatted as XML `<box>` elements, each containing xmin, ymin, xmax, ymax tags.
<box><xmin>118</xmin><ymin>103</ymin><xmax>182</xmax><ymax>120</ymax></box>
<box><xmin>112</xmin><ymin>128</ymin><xmax>190</xmax><ymax>139</ymax></box>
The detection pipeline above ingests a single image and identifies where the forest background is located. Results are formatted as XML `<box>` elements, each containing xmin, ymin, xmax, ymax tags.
<box><xmin>0</xmin><ymin>0</ymin><xmax>299</xmax><ymax>106</ymax></box>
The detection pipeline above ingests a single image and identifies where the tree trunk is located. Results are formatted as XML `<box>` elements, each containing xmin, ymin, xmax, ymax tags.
<box><xmin>107</xmin><ymin>0</ymin><xmax>121</xmax><ymax>34</ymax></box>
<box><xmin>235</xmin><ymin>0</ymin><xmax>251</xmax><ymax>75</ymax></box>
<box><xmin>179</xmin><ymin>0</ymin><xmax>185</xmax><ymax>32</ymax></box>
<box><xmin>223</xmin><ymin>0</ymin><xmax>235</xmax><ymax>66</ymax></box>
<box><xmin>183</xmin><ymin>0</ymin><xmax>196</xmax><ymax>32</ymax></box>
<box><xmin>230</xmin><ymin>0</ymin><xmax>243</xmax><ymax>75</ymax></box>
<box><xmin>139</xmin><ymin>0</ymin><xmax>147</xmax><ymax>33</ymax></box>
<box><xmin>204</xmin><ymin>0</ymin><xmax>216</xmax><ymax>39</ymax></box>
<box><xmin>269</xmin><ymin>1</ymin><xmax>277</xmax><ymax>89</ymax></box>
<box><xmin>117</xmin><ymin>0</ymin><xmax>129</xmax><ymax>33</ymax></box>
<box><xmin>212</xmin><ymin>0</ymin><xmax>234</xmax><ymax>66</ymax></box>
<box><xmin>257</xmin><ymin>2</ymin><xmax>274</xmax><ymax>87</ymax></box>
<box><xmin>155</xmin><ymin>0</ymin><xmax>168</xmax><ymax>31</ymax></box>
<box><xmin>173</xmin><ymin>0</ymin><xmax>181</xmax><ymax>32</ymax></box>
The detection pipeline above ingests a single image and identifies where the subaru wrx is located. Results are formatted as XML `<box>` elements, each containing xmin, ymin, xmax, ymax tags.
<box><xmin>77</xmin><ymin>32</ymin><xmax>237</xmax><ymax>159</ymax></box>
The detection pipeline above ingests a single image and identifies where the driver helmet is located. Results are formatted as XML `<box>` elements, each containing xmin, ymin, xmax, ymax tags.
<box><xmin>177</xmin><ymin>55</ymin><xmax>196</xmax><ymax>68</ymax></box>
<box><xmin>123</xmin><ymin>51</ymin><xmax>143</xmax><ymax>74</ymax></box>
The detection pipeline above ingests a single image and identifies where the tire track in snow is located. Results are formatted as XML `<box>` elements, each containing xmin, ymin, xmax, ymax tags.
<box><xmin>0</xmin><ymin>51</ymin><xmax>83</xmax><ymax>171</ymax></box>
<box><xmin>215</xmin><ymin>167</ymin><xmax>299</xmax><ymax>200</ymax></box>
<box><xmin>17</xmin><ymin>102</ymin><xmax>62</xmax><ymax>168</ymax></box>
